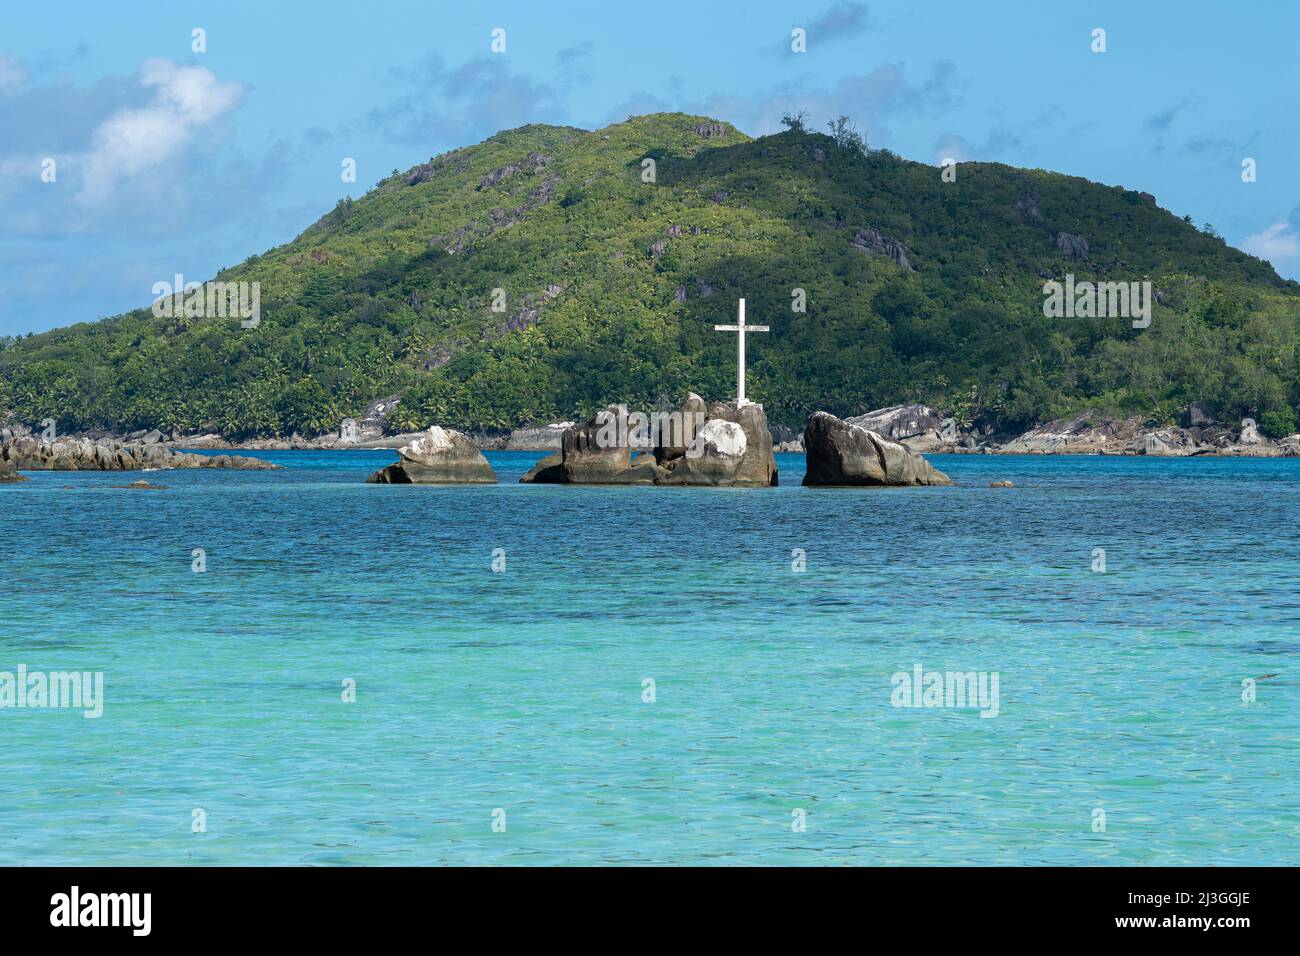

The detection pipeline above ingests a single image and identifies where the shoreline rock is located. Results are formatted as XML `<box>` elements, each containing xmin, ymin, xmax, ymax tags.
<box><xmin>802</xmin><ymin>412</ymin><xmax>953</xmax><ymax>487</ymax></box>
<box><xmin>0</xmin><ymin>436</ymin><xmax>279</xmax><ymax>472</ymax></box>
<box><xmin>990</xmin><ymin>413</ymin><xmax>1300</xmax><ymax>457</ymax></box>
<box><xmin>366</xmin><ymin>427</ymin><xmax>497</xmax><ymax>484</ymax></box>
<box><xmin>504</xmin><ymin>423</ymin><xmax>573</xmax><ymax>451</ymax></box>
<box><xmin>519</xmin><ymin>451</ymin><xmax>566</xmax><ymax>484</ymax></box>
<box><xmin>846</xmin><ymin>404</ymin><xmax>946</xmax><ymax>450</ymax></box>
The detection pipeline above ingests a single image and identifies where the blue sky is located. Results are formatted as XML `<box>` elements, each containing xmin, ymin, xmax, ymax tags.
<box><xmin>1</xmin><ymin>0</ymin><xmax>1296</xmax><ymax>336</ymax></box>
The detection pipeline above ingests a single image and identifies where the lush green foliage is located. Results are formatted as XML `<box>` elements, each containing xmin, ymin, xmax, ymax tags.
<box><xmin>3</xmin><ymin>112</ymin><xmax>1298</xmax><ymax>437</ymax></box>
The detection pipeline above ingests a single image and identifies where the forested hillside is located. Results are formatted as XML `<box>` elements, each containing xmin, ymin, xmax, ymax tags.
<box><xmin>3</xmin><ymin>112</ymin><xmax>1298</xmax><ymax>438</ymax></box>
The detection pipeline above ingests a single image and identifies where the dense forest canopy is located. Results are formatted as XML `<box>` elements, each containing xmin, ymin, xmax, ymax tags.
<box><xmin>3</xmin><ymin>112</ymin><xmax>1298</xmax><ymax>438</ymax></box>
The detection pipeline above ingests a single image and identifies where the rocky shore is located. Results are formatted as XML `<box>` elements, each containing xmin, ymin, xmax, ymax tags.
<box><xmin>5</xmin><ymin>401</ymin><xmax>1297</xmax><ymax>459</ymax></box>
<box><xmin>58</xmin><ymin>423</ymin><xmax>570</xmax><ymax>453</ymax></box>
<box><xmin>775</xmin><ymin>404</ymin><xmax>1300</xmax><ymax>458</ymax></box>
<box><xmin>29</xmin><ymin>394</ymin><xmax>1285</xmax><ymax>493</ymax></box>
<box><xmin>0</xmin><ymin>433</ymin><xmax>279</xmax><ymax>474</ymax></box>
<box><xmin>988</xmin><ymin>412</ymin><xmax>1299</xmax><ymax>457</ymax></box>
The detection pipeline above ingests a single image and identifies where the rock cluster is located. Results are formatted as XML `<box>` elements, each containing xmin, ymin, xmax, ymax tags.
<box><xmin>802</xmin><ymin>412</ymin><xmax>953</xmax><ymax>487</ymax></box>
<box><xmin>431</xmin><ymin>160</ymin><xmax>559</xmax><ymax>254</ymax></box>
<box><xmin>520</xmin><ymin>394</ymin><xmax>778</xmax><ymax>487</ymax></box>
<box><xmin>692</xmin><ymin>122</ymin><xmax>729</xmax><ymax>138</ymax></box>
<box><xmin>997</xmin><ymin>413</ymin><xmax>1300</xmax><ymax>457</ymax></box>
<box><xmin>850</xmin><ymin>227</ymin><xmax>914</xmax><ymax>271</ymax></box>
<box><xmin>478</xmin><ymin>151</ymin><xmax>549</xmax><ymax>190</ymax></box>
<box><xmin>998</xmin><ymin>414</ymin><xmax>1134</xmax><ymax>454</ymax></box>
<box><xmin>366</xmin><ymin>427</ymin><xmax>497</xmax><ymax>484</ymax></box>
<box><xmin>0</xmin><ymin>435</ymin><xmax>279</xmax><ymax>473</ymax></box>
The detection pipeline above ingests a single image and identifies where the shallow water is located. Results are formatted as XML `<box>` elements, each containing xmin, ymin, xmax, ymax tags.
<box><xmin>1</xmin><ymin>450</ymin><xmax>1296</xmax><ymax>865</ymax></box>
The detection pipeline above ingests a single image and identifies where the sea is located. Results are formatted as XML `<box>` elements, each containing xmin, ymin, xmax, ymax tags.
<box><xmin>1</xmin><ymin>450</ymin><xmax>1295</xmax><ymax>865</ymax></box>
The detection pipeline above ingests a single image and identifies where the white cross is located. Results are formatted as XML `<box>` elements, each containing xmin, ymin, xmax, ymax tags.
<box><xmin>714</xmin><ymin>298</ymin><xmax>768</xmax><ymax>406</ymax></box>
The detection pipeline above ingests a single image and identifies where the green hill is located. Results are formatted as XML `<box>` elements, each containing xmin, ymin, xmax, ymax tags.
<box><xmin>4</xmin><ymin>111</ymin><xmax>1299</xmax><ymax>438</ymax></box>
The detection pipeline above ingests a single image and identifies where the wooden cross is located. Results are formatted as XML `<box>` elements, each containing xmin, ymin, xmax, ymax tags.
<box><xmin>714</xmin><ymin>298</ymin><xmax>768</xmax><ymax>406</ymax></box>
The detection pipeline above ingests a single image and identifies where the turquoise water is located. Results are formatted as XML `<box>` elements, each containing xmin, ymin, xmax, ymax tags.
<box><xmin>1</xmin><ymin>450</ymin><xmax>1296</xmax><ymax>865</ymax></box>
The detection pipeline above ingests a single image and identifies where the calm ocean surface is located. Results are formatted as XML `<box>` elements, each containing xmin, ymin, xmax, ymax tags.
<box><xmin>1</xmin><ymin>450</ymin><xmax>1296</xmax><ymax>865</ymax></box>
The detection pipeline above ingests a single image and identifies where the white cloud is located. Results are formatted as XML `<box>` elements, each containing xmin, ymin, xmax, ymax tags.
<box><xmin>932</xmin><ymin>133</ymin><xmax>970</xmax><ymax>164</ymax></box>
<box><xmin>77</xmin><ymin>58</ymin><xmax>243</xmax><ymax>203</ymax></box>
<box><xmin>1239</xmin><ymin>220</ymin><xmax>1300</xmax><ymax>274</ymax></box>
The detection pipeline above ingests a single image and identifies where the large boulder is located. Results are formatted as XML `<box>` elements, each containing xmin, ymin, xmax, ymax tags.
<box><xmin>560</xmin><ymin>406</ymin><xmax>633</xmax><ymax>482</ymax></box>
<box><xmin>661</xmin><ymin>419</ymin><xmax>748</xmax><ymax>485</ymax></box>
<box><xmin>803</xmin><ymin>412</ymin><xmax>953</xmax><ymax>486</ymax></box>
<box><xmin>0</xmin><ymin>460</ymin><xmax>27</xmax><ymax>483</ymax></box>
<box><xmin>846</xmin><ymin>404</ymin><xmax>947</xmax><ymax>452</ymax></box>
<box><xmin>851</xmin><ymin>227</ymin><xmax>914</xmax><ymax>271</ymax></box>
<box><xmin>519</xmin><ymin>451</ymin><xmax>566</xmax><ymax>484</ymax></box>
<box><xmin>1126</xmin><ymin>428</ymin><xmax>1204</xmax><ymax>456</ymax></box>
<box><xmin>3</xmin><ymin>435</ymin><xmax>41</xmax><ymax>467</ymax></box>
<box><xmin>664</xmin><ymin>401</ymin><xmax>777</xmax><ymax>486</ymax></box>
<box><xmin>366</xmin><ymin>426</ymin><xmax>496</xmax><ymax>484</ymax></box>
<box><xmin>1185</xmin><ymin>402</ymin><xmax>1215</xmax><ymax>428</ymax></box>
